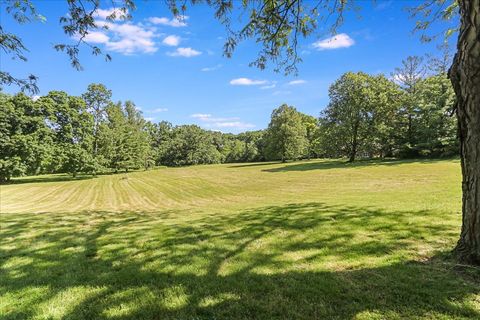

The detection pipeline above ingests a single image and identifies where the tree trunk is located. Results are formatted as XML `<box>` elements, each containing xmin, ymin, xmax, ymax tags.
<box><xmin>449</xmin><ymin>0</ymin><xmax>480</xmax><ymax>265</ymax></box>
<box><xmin>349</xmin><ymin>120</ymin><xmax>359</xmax><ymax>162</ymax></box>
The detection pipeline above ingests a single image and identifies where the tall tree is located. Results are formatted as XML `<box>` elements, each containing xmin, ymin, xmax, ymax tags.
<box><xmin>81</xmin><ymin>83</ymin><xmax>112</xmax><ymax>170</ymax></box>
<box><xmin>41</xmin><ymin>91</ymin><xmax>95</xmax><ymax>176</ymax></box>
<box><xmin>300</xmin><ymin>113</ymin><xmax>319</xmax><ymax>160</ymax></box>
<box><xmin>415</xmin><ymin>73</ymin><xmax>457</xmax><ymax>156</ymax></box>
<box><xmin>393</xmin><ymin>56</ymin><xmax>426</xmax><ymax>155</ymax></box>
<box><xmin>321</xmin><ymin>72</ymin><xmax>400</xmax><ymax>162</ymax></box>
<box><xmin>265</xmin><ymin>104</ymin><xmax>307</xmax><ymax>162</ymax></box>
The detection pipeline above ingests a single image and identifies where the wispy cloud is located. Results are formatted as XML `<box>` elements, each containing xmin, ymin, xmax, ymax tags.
<box><xmin>230</xmin><ymin>78</ymin><xmax>268</xmax><ymax>86</ymax></box>
<box><xmin>313</xmin><ymin>33</ymin><xmax>355</xmax><ymax>51</ymax></box>
<box><xmin>273</xmin><ymin>90</ymin><xmax>291</xmax><ymax>96</ymax></box>
<box><xmin>150</xmin><ymin>108</ymin><xmax>168</xmax><ymax>113</ymax></box>
<box><xmin>375</xmin><ymin>0</ymin><xmax>393</xmax><ymax>10</ymax></box>
<box><xmin>260</xmin><ymin>84</ymin><xmax>276</xmax><ymax>90</ymax></box>
<box><xmin>167</xmin><ymin>47</ymin><xmax>202</xmax><ymax>57</ymax></box>
<box><xmin>148</xmin><ymin>16</ymin><xmax>188</xmax><ymax>27</ymax></box>
<box><xmin>288</xmin><ymin>79</ymin><xmax>307</xmax><ymax>85</ymax></box>
<box><xmin>211</xmin><ymin>121</ymin><xmax>255</xmax><ymax>129</ymax></box>
<box><xmin>191</xmin><ymin>113</ymin><xmax>255</xmax><ymax>131</ymax></box>
<box><xmin>201</xmin><ymin>64</ymin><xmax>222</xmax><ymax>72</ymax></box>
<box><xmin>162</xmin><ymin>35</ymin><xmax>180</xmax><ymax>46</ymax></box>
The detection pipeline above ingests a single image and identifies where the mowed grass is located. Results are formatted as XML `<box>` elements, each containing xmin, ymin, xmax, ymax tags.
<box><xmin>1</xmin><ymin>159</ymin><xmax>479</xmax><ymax>319</ymax></box>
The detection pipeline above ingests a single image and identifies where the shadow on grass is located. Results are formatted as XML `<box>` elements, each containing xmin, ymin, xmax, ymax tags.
<box><xmin>262</xmin><ymin>158</ymin><xmax>457</xmax><ymax>173</ymax></box>
<box><xmin>7</xmin><ymin>174</ymin><xmax>96</xmax><ymax>185</ymax></box>
<box><xmin>1</xmin><ymin>203</ymin><xmax>478</xmax><ymax>319</ymax></box>
<box><xmin>228</xmin><ymin>162</ymin><xmax>280</xmax><ymax>168</ymax></box>
<box><xmin>7</xmin><ymin>170</ymin><xmax>128</xmax><ymax>185</ymax></box>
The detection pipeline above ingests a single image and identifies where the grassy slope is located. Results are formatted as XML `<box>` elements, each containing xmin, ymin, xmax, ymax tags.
<box><xmin>0</xmin><ymin>159</ymin><xmax>479</xmax><ymax>319</ymax></box>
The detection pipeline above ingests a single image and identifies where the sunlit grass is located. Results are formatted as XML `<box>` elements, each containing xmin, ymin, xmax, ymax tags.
<box><xmin>1</xmin><ymin>159</ymin><xmax>479</xmax><ymax>319</ymax></box>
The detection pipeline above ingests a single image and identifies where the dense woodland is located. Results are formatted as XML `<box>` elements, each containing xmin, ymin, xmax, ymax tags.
<box><xmin>0</xmin><ymin>55</ymin><xmax>457</xmax><ymax>182</ymax></box>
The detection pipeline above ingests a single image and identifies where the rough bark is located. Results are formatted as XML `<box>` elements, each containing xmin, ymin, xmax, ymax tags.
<box><xmin>449</xmin><ymin>0</ymin><xmax>480</xmax><ymax>265</ymax></box>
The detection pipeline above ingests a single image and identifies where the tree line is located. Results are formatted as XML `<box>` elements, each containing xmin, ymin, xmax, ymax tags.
<box><xmin>0</xmin><ymin>56</ymin><xmax>457</xmax><ymax>182</ymax></box>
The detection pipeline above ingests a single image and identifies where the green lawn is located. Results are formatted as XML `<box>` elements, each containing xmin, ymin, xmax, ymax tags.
<box><xmin>1</xmin><ymin>159</ymin><xmax>479</xmax><ymax>319</ymax></box>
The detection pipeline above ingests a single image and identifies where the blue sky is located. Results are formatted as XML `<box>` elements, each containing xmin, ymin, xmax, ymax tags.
<box><xmin>2</xmin><ymin>0</ymin><xmax>457</xmax><ymax>133</ymax></box>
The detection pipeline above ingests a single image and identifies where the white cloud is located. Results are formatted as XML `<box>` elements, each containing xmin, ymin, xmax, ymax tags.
<box><xmin>162</xmin><ymin>35</ymin><xmax>180</xmax><ymax>46</ymax></box>
<box><xmin>212</xmin><ymin>122</ymin><xmax>255</xmax><ymax>129</ymax></box>
<box><xmin>103</xmin><ymin>22</ymin><xmax>158</xmax><ymax>54</ymax></box>
<box><xmin>145</xmin><ymin>117</ymin><xmax>155</xmax><ymax>122</ymax></box>
<box><xmin>94</xmin><ymin>8</ymin><xmax>129</xmax><ymax>20</ymax></box>
<box><xmin>80</xmin><ymin>20</ymin><xmax>158</xmax><ymax>55</ymax></box>
<box><xmin>201</xmin><ymin>64</ymin><xmax>222</xmax><ymax>72</ymax></box>
<box><xmin>230</xmin><ymin>78</ymin><xmax>268</xmax><ymax>86</ymax></box>
<box><xmin>31</xmin><ymin>95</ymin><xmax>40</xmax><ymax>101</ymax></box>
<box><xmin>82</xmin><ymin>31</ymin><xmax>110</xmax><ymax>44</ymax></box>
<box><xmin>192</xmin><ymin>114</ymin><xmax>239</xmax><ymax>122</ymax></box>
<box><xmin>288</xmin><ymin>79</ymin><xmax>307</xmax><ymax>85</ymax></box>
<box><xmin>313</xmin><ymin>33</ymin><xmax>355</xmax><ymax>51</ymax></box>
<box><xmin>148</xmin><ymin>15</ymin><xmax>188</xmax><ymax>27</ymax></box>
<box><xmin>151</xmin><ymin>108</ymin><xmax>168</xmax><ymax>113</ymax></box>
<box><xmin>191</xmin><ymin>113</ymin><xmax>255</xmax><ymax>131</ymax></box>
<box><xmin>260</xmin><ymin>84</ymin><xmax>276</xmax><ymax>90</ymax></box>
<box><xmin>191</xmin><ymin>113</ymin><xmax>212</xmax><ymax>119</ymax></box>
<box><xmin>167</xmin><ymin>47</ymin><xmax>202</xmax><ymax>57</ymax></box>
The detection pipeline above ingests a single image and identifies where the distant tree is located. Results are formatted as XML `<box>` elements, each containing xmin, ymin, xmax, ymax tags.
<box><xmin>265</xmin><ymin>104</ymin><xmax>307</xmax><ymax>162</ymax></box>
<box><xmin>82</xmin><ymin>83</ymin><xmax>112</xmax><ymax>170</ymax></box>
<box><xmin>164</xmin><ymin>125</ymin><xmax>222</xmax><ymax>166</ymax></box>
<box><xmin>300</xmin><ymin>113</ymin><xmax>319</xmax><ymax>160</ymax></box>
<box><xmin>415</xmin><ymin>73</ymin><xmax>457</xmax><ymax>156</ymax></box>
<box><xmin>237</xmin><ymin>130</ymin><xmax>266</xmax><ymax>162</ymax></box>
<box><xmin>124</xmin><ymin>101</ymin><xmax>153</xmax><ymax>169</ymax></box>
<box><xmin>320</xmin><ymin>72</ymin><xmax>400</xmax><ymax>162</ymax></box>
<box><xmin>0</xmin><ymin>93</ymin><xmax>27</xmax><ymax>182</ymax></box>
<box><xmin>147</xmin><ymin>120</ymin><xmax>174</xmax><ymax>166</ymax></box>
<box><xmin>392</xmin><ymin>56</ymin><xmax>426</xmax><ymax>156</ymax></box>
<box><xmin>0</xmin><ymin>92</ymin><xmax>56</xmax><ymax>182</ymax></box>
<box><xmin>100</xmin><ymin>101</ymin><xmax>151</xmax><ymax>172</ymax></box>
<box><xmin>224</xmin><ymin>139</ymin><xmax>246</xmax><ymax>163</ymax></box>
<box><xmin>40</xmin><ymin>91</ymin><xmax>95</xmax><ymax>176</ymax></box>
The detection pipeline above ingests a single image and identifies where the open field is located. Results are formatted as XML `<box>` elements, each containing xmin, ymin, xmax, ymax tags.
<box><xmin>1</xmin><ymin>159</ymin><xmax>479</xmax><ymax>319</ymax></box>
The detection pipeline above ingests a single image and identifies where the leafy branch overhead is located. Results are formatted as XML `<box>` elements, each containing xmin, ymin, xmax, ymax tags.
<box><xmin>1</xmin><ymin>0</ymin><xmax>459</xmax><ymax>93</ymax></box>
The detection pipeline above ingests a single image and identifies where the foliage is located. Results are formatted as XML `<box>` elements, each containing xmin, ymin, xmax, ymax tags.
<box><xmin>265</xmin><ymin>104</ymin><xmax>307</xmax><ymax>162</ymax></box>
<box><xmin>162</xmin><ymin>125</ymin><xmax>223</xmax><ymax>166</ymax></box>
<box><xmin>318</xmin><ymin>72</ymin><xmax>402</xmax><ymax>162</ymax></box>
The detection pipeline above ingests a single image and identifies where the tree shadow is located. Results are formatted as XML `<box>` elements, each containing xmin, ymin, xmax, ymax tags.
<box><xmin>6</xmin><ymin>171</ymin><xmax>128</xmax><ymax>185</ymax></box>
<box><xmin>228</xmin><ymin>162</ymin><xmax>280</xmax><ymax>168</ymax></box>
<box><xmin>1</xmin><ymin>203</ymin><xmax>478</xmax><ymax>319</ymax></box>
<box><xmin>262</xmin><ymin>158</ymin><xmax>456</xmax><ymax>173</ymax></box>
<box><xmin>5</xmin><ymin>174</ymin><xmax>95</xmax><ymax>185</ymax></box>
